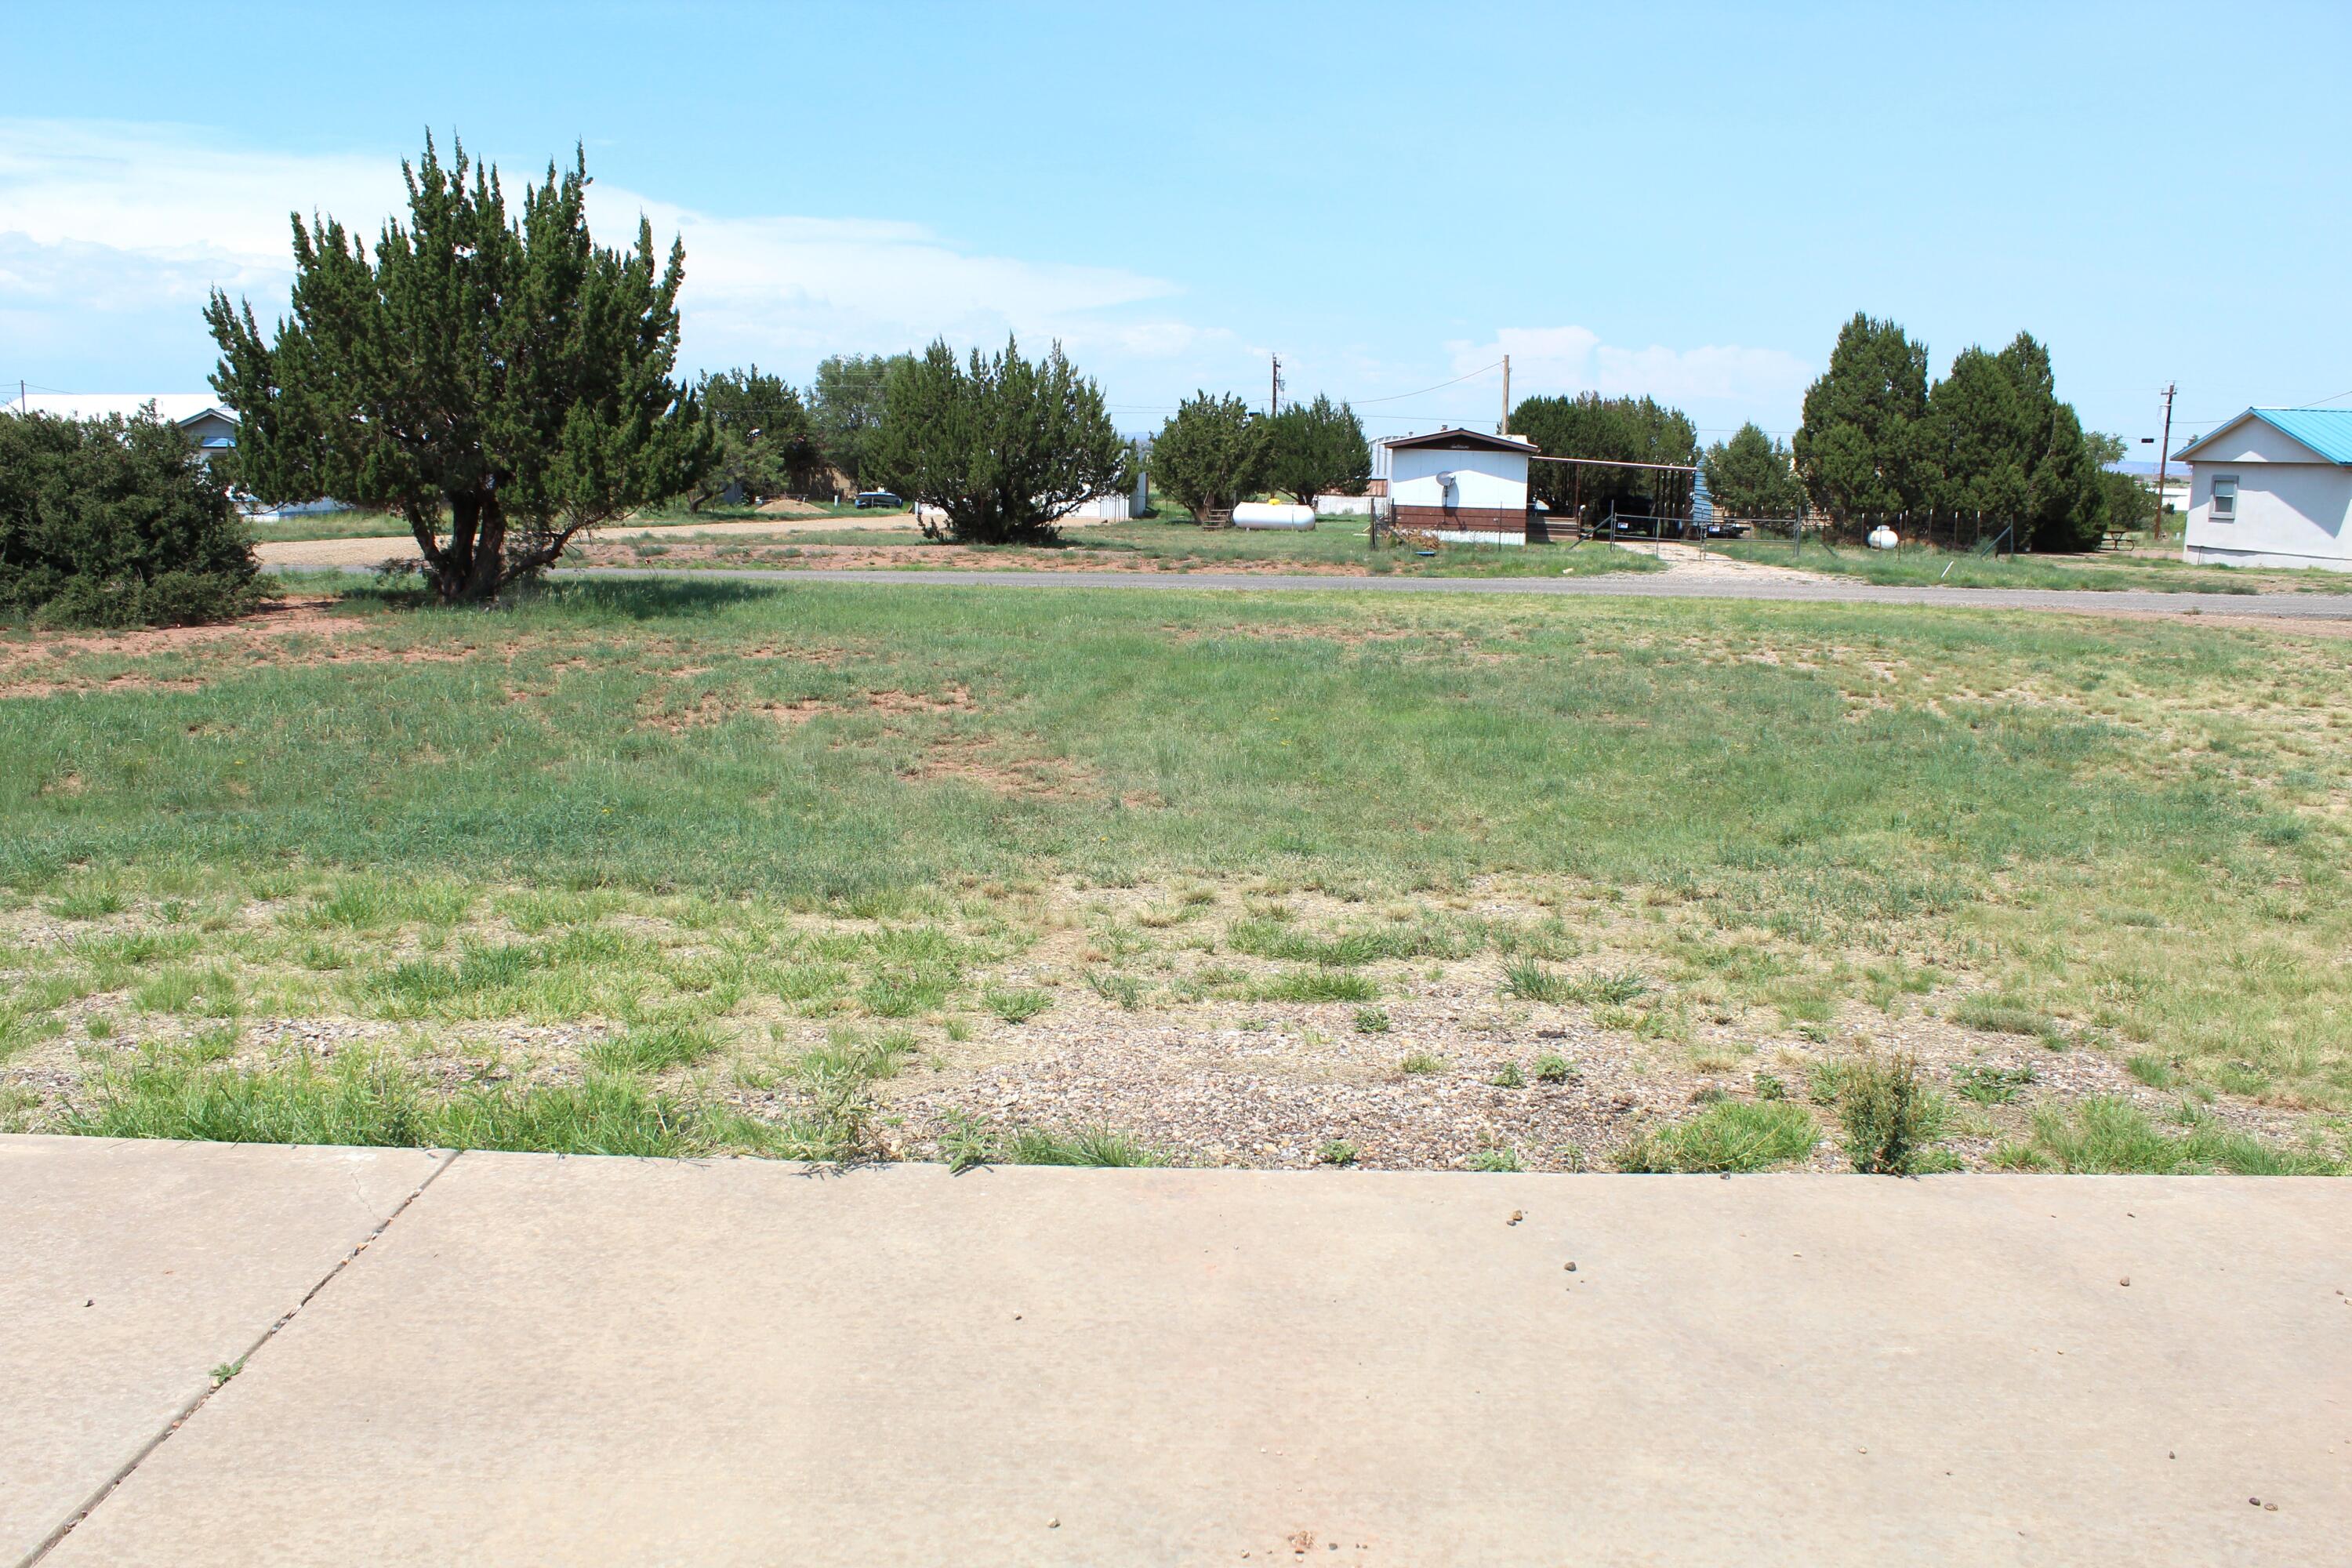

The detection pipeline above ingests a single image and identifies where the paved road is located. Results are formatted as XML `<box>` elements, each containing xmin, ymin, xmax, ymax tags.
<box><xmin>287</xmin><ymin>562</ymin><xmax>2352</xmax><ymax>619</ymax></box>
<box><xmin>9</xmin><ymin>1134</ymin><xmax>2347</xmax><ymax>1566</ymax></box>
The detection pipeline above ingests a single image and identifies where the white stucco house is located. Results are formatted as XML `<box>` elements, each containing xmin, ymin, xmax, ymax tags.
<box><xmin>1380</xmin><ymin>427</ymin><xmax>1539</xmax><ymax>544</ymax></box>
<box><xmin>2174</xmin><ymin>408</ymin><xmax>2352</xmax><ymax>572</ymax></box>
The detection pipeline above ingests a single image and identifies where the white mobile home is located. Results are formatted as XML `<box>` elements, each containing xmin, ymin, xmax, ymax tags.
<box><xmin>2175</xmin><ymin>408</ymin><xmax>2352</xmax><ymax>572</ymax></box>
<box><xmin>1381</xmin><ymin>427</ymin><xmax>1538</xmax><ymax>545</ymax></box>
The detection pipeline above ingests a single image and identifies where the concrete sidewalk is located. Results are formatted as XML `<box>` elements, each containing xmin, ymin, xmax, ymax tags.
<box><xmin>7</xmin><ymin>1136</ymin><xmax>2346</xmax><ymax>1566</ymax></box>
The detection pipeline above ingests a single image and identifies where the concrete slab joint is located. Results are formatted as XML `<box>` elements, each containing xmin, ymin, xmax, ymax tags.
<box><xmin>5</xmin><ymin>1139</ymin><xmax>460</xmax><ymax>1568</ymax></box>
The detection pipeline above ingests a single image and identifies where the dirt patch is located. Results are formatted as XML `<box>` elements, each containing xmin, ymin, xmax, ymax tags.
<box><xmin>2073</xmin><ymin>610</ymin><xmax>2352</xmax><ymax>640</ymax></box>
<box><xmin>0</xmin><ymin>598</ymin><xmax>384</xmax><ymax>695</ymax></box>
<box><xmin>869</xmin><ymin>684</ymin><xmax>977</xmax><ymax>715</ymax></box>
<box><xmin>760</xmin><ymin>699</ymin><xmax>846</xmax><ymax>728</ymax></box>
<box><xmin>648</xmin><ymin>683</ymin><xmax>980</xmax><ymax>733</ymax></box>
<box><xmin>0</xmin><ymin>597</ymin><xmax>354</xmax><ymax>673</ymax></box>
<box><xmin>908</xmin><ymin>733</ymin><xmax>1105</xmax><ymax>799</ymax></box>
<box><xmin>1629</xmin><ymin>541</ymin><xmax>1833</xmax><ymax>583</ymax></box>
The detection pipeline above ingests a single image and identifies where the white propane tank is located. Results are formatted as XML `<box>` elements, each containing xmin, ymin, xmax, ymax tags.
<box><xmin>1867</xmin><ymin>524</ymin><xmax>1900</xmax><ymax>550</ymax></box>
<box><xmin>1232</xmin><ymin>502</ymin><xmax>1317</xmax><ymax>531</ymax></box>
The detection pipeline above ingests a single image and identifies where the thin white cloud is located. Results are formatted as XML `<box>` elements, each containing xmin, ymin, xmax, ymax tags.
<box><xmin>1450</xmin><ymin>325</ymin><xmax>1811</xmax><ymax>405</ymax></box>
<box><xmin>0</xmin><ymin>118</ymin><xmax>1214</xmax><ymax>386</ymax></box>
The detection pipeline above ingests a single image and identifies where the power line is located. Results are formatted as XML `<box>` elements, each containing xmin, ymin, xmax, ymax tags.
<box><xmin>1352</xmin><ymin>360</ymin><xmax>1504</xmax><ymax>405</ymax></box>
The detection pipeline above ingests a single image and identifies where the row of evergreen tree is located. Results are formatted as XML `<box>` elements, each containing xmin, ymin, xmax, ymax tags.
<box><xmin>1513</xmin><ymin>314</ymin><xmax>2150</xmax><ymax>552</ymax></box>
<box><xmin>1786</xmin><ymin>314</ymin><xmax>2146</xmax><ymax>551</ymax></box>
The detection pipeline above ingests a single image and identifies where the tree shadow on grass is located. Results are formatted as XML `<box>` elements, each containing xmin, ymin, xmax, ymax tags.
<box><xmin>328</xmin><ymin>573</ymin><xmax>800</xmax><ymax>625</ymax></box>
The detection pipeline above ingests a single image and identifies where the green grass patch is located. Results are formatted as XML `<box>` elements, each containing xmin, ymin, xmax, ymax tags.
<box><xmin>1617</xmin><ymin>1101</ymin><xmax>1820</xmax><ymax>1173</ymax></box>
<box><xmin>1997</xmin><ymin>1098</ymin><xmax>2342</xmax><ymax>1174</ymax></box>
<box><xmin>1503</xmin><ymin>963</ymin><xmax>1649</xmax><ymax>1007</ymax></box>
<box><xmin>982</xmin><ymin>986</ymin><xmax>1052</xmax><ymax>1023</ymax></box>
<box><xmin>1252</xmin><ymin>967</ymin><xmax>1378</xmax><ymax>1004</ymax></box>
<box><xmin>1002</xmin><ymin>1123</ymin><xmax>1163</xmax><ymax>1167</ymax></box>
<box><xmin>66</xmin><ymin>1047</ymin><xmax>707</xmax><ymax>1157</ymax></box>
<box><xmin>585</xmin><ymin>1021</ymin><xmax>723</xmax><ymax>1075</ymax></box>
<box><xmin>1952</xmin><ymin>1063</ymin><xmax>2038</xmax><ymax>1105</ymax></box>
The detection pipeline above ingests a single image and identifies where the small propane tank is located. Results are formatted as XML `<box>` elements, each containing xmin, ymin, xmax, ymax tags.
<box><xmin>1867</xmin><ymin>525</ymin><xmax>1900</xmax><ymax>550</ymax></box>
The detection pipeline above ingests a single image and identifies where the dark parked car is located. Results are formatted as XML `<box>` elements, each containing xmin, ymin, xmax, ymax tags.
<box><xmin>854</xmin><ymin>490</ymin><xmax>902</xmax><ymax>510</ymax></box>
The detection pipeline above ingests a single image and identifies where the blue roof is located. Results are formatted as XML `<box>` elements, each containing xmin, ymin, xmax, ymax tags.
<box><xmin>2176</xmin><ymin>407</ymin><xmax>2352</xmax><ymax>465</ymax></box>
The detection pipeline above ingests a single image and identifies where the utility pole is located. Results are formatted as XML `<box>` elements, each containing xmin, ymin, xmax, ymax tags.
<box><xmin>1501</xmin><ymin>354</ymin><xmax>1512</xmax><ymax>436</ymax></box>
<box><xmin>2151</xmin><ymin>383</ymin><xmax>2176</xmax><ymax>544</ymax></box>
<box><xmin>1269</xmin><ymin>354</ymin><xmax>1281</xmax><ymax>417</ymax></box>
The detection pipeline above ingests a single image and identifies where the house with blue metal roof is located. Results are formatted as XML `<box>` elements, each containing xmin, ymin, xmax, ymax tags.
<box><xmin>2172</xmin><ymin>408</ymin><xmax>2352</xmax><ymax>572</ymax></box>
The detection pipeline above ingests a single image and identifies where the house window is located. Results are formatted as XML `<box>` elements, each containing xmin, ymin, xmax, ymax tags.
<box><xmin>2211</xmin><ymin>475</ymin><xmax>2238</xmax><ymax>522</ymax></box>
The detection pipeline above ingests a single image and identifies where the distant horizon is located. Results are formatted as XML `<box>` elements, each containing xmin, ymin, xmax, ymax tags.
<box><xmin>5</xmin><ymin>2</ymin><xmax>2347</xmax><ymax>455</ymax></box>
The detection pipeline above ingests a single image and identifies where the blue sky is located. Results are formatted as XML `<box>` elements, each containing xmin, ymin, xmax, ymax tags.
<box><xmin>4</xmin><ymin>1</ymin><xmax>2347</xmax><ymax>449</ymax></box>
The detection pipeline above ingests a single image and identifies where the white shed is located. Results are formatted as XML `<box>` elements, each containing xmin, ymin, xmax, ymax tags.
<box><xmin>2174</xmin><ymin>408</ymin><xmax>2352</xmax><ymax>572</ymax></box>
<box><xmin>1381</xmin><ymin>427</ymin><xmax>1538</xmax><ymax>545</ymax></box>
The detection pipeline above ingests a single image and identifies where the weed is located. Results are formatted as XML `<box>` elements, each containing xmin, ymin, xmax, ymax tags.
<box><xmin>1617</xmin><ymin>1102</ymin><xmax>1819</xmax><ymax>1174</ymax></box>
<box><xmin>1838</xmin><ymin>1051</ymin><xmax>1949</xmax><ymax>1174</ymax></box>
<box><xmin>2014</xmin><ymin>1098</ymin><xmax>2341</xmax><ymax>1174</ymax></box>
<box><xmin>1469</xmin><ymin>1142</ymin><xmax>1524</xmax><ymax>1173</ymax></box>
<box><xmin>586</xmin><ymin>1021</ymin><xmax>721</xmax><ymax>1076</ymax></box>
<box><xmin>1254</xmin><ymin>967</ymin><xmax>1377</xmax><ymax>1004</ymax></box>
<box><xmin>132</xmin><ymin>967</ymin><xmax>209</xmax><ymax>1016</ymax></box>
<box><xmin>1087</xmin><ymin>971</ymin><xmax>1146</xmax><ymax>1010</ymax></box>
<box><xmin>1317</xmin><ymin>1138</ymin><xmax>1359</xmax><ymax>1167</ymax></box>
<box><xmin>1753</xmin><ymin>1072</ymin><xmax>1786</xmax><ymax>1102</ymax></box>
<box><xmin>1508</xmin><ymin>962</ymin><xmax>1651</xmax><ymax>1008</ymax></box>
<box><xmin>2125</xmin><ymin>1054</ymin><xmax>2176</xmax><ymax>1089</ymax></box>
<box><xmin>1534</xmin><ymin>1051</ymin><xmax>1577</xmax><ymax>1083</ymax></box>
<box><xmin>1004</xmin><ymin>1124</ymin><xmax>1163</xmax><ymax>1167</ymax></box>
<box><xmin>936</xmin><ymin>1110</ymin><xmax>999</xmax><ymax>1172</ymax></box>
<box><xmin>47</xmin><ymin>884</ymin><xmax>126</xmax><ymax>920</ymax></box>
<box><xmin>1501</xmin><ymin>961</ymin><xmax>1572</xmax><ymax>1004</ymax></box>
<box><xmin>982</xmin><ymin>987</ymin><xmax>1051</xmax><ymax>1023</ymax></box>
<box><xmin>1489</xmin><ymin>1060</ymin><xmax>1526</xmax><ymax>1088</ymax></box>
<box><xmin>860</xmin><ymin>968</ymin><xmax>951</xmax><ymax>1018</ymax></box>
<box><xmin>1952</xmin><ymin>1063</ymin><xmax>2037</xmax><ymax>1105</ymax></box>
<box><xmin>1399</xmin><ymin>1051</ymin><xmax>1446</xmax><ymax>1076</ymax></box>
<box><xmin>1806</xmin><ymin>1059</ymin><xmax>1851</xmax><ymax>1105</ymax></box>
<box><xmin>1352</xmin><ymin>1006</ymin><xmax>1391</xmax><ymax>1035</ymax></box>
<box><xmin>1953</xmin><ymin>994</ymin><xmax>2060</xmax><ymax>1040</ymax></box>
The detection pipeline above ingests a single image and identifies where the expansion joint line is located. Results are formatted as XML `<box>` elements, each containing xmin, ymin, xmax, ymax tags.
<box><xmin>20</xmin><ymin>1148</ymin><xmax>466</xmax><ymax>1568</ymax></box>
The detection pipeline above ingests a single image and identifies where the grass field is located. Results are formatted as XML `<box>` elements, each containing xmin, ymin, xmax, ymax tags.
<box><xmin>1715</xmin><ymin>537</ymin><xmax>2352</xmax><ymax>594</ymax></box>
<box><xmin>2</xmin><ymin>577</ymin><xmax>2347</xmax><ymax>1172</ymax></box>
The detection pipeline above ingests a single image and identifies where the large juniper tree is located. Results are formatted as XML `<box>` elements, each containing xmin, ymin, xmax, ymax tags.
<box><xmin>1700</xmin><ymin>422</ymin><xmax>1807</xmax><ymax>520</ymax></box>
<box><xmin>691</xmin><ymin>366</ymin><xmax>821</xmax><ymax>510</ymax></box>
<box><xmin>1264</xmin><ymin>394</ymin><xmax>1370</xmax><ymax>507</ymax></box>
<box><xmin>1510</xmin><ymin>393</ymin><xmax>1697</xmax><ymax>523</ymax></box>
<box><xmin>867</xmin><ymin>336</ymin><xmax>1127</xmax><ymax>544</ymax></box>
<box><xmin>1149</xmin><ymin>392</ymin><xmax>1269</xmax><ymax>527</ymax></box>
<box><xmin>205</xmin><ymin>134</ymin><xmax>713</xmax><ymax>602</ymax></box>
<box><xmin>1792</xmin><ymin>314</ymin><xmax>1932</xmax><ymax>530</ymax></box>
<box><xmin>1920</xmin><ymin>333</ymin><xmax>2107</xmax><ymax>551</ymax></box>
